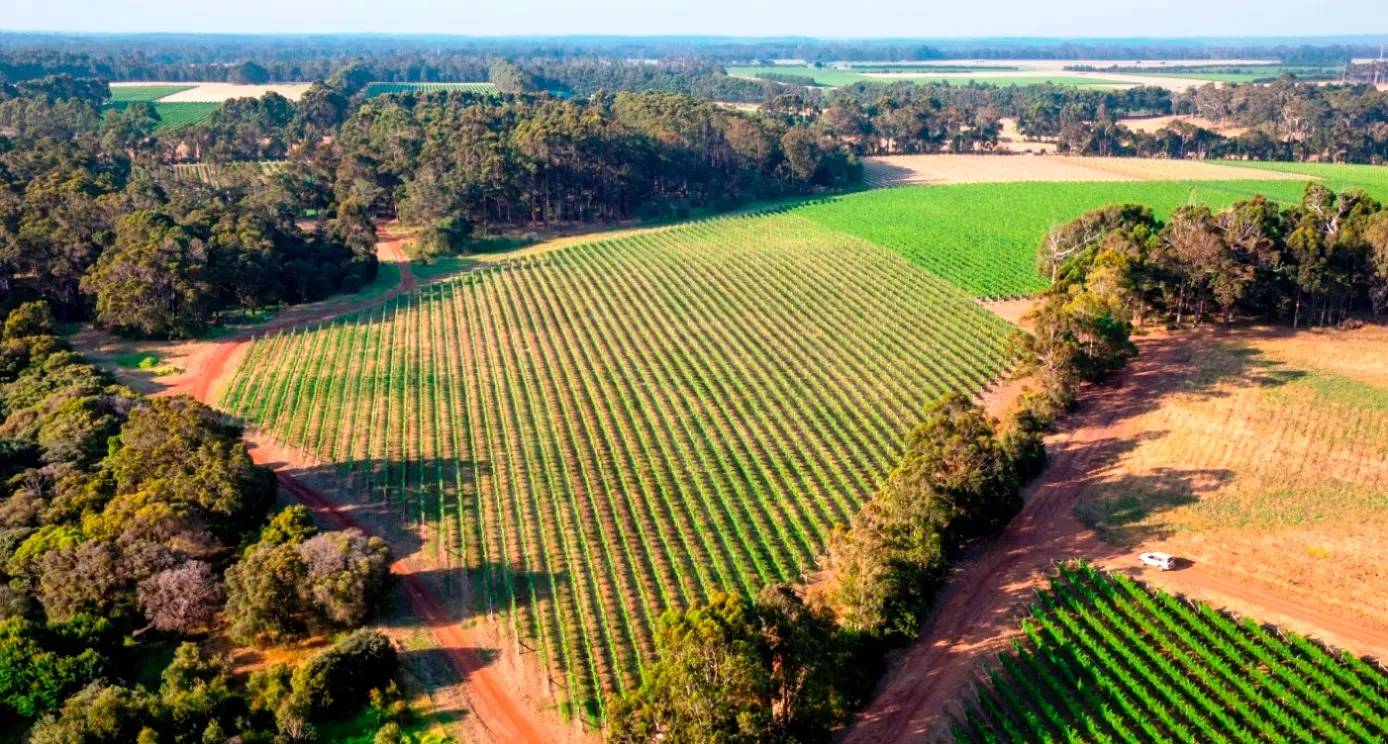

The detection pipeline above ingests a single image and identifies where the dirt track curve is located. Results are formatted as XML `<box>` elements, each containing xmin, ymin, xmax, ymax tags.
<box><xmin>844</xmin><ymin>333</ymin><xmax>1388</xmax><ymax>744</ymax></box>
<box><xmin>162</xmin><ymin>227</ymin><xmax>551</xmax><ymax>744</ymax></box>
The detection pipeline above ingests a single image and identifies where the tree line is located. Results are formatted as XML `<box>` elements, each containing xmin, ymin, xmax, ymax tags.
<box><xmin>0</xmin><ymin>79</ymin><xmax>378</xmax><ymax>338</ymax></box>
<box><xmin>0</xmin><ymin>301</ymin><xmax>417</xmax><ymax>742</ymax></box>
<box><xmin>0</xmin><ymin>35</ymin><xmax>1377</xmax><ymax>82</ymax></box>
<box><xmin>1035</xmin><ymin>184</ymin><xmax>1388</xmax><ymax>337</ymax></box>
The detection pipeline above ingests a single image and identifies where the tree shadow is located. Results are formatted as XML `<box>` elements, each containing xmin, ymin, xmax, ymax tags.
<box><xmin>1073</xmin><ymin>467</ymin><xmax>1236</xmax><ymax>546</ymax></box>
<box><xmin>1051</xmin><ymin>331</ymin><xmax>1310</xmax><ymax>545</ymax></box>
<box><xmin>860</xmin><ymin>158</ymin><xmax>927</xmax><ymax>188</ymax></box>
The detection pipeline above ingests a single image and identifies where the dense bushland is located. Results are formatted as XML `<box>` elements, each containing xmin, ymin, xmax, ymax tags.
<box><xmin>0</xmin><ymin>301</ymin><xmax>401</xmax><ymax>741</ymax></box>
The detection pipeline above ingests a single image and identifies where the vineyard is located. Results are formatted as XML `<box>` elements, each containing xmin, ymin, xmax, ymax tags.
<box><xmin>218</xmin><ymin>212</ymin><xmax>1015</xmax><ymax>720</ymax></box>
<box><xmin>796</xmin><ymin>179</ymin><xmax>1352</xmax><ymax>297</ymax></box>
<box><xmin>149</xmin><ymin>102</ymin><xmax>221</xmax><ymax>131</ymax></box>
<box><xmin>172</xmin><ymin>160</ymin><xmax>287</xmax><ymax>187</ymax></box>
<box><xmin>954</xmin><ymin>561</ymin><xmax>1388</xmax><ymax>743</ymax></box>
<box><xmin>364</xmin><ymin>82</ymin><xmax>501</xmax><ymax>97</ymax></box>
<box><xmin>107</xmin><ymin>84</ymin><xmax>194</xmax><ymax>102</ymax></box>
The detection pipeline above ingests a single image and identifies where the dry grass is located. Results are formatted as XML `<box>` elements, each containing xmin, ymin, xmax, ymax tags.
<box><xmin>1073</xmin><ymin>324</ymin><xmax>1388</xmax><ymax>626</ymax></box>
<box><xmin>861</xmin><ymin>154</ymin><xmax>1315</xmax><ymax>188</ymax></box>
<box><xmin>1119</xmin><ymin>114</ymin><xmax>1249</xmax><ymax>136</ymax></box>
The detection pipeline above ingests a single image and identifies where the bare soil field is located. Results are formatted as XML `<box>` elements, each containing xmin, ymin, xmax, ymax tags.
<box><xmin>845</xmin><ymin>325</ymin><xmax>1388</xmax><ymax>743</ymax></box>
<box><xmin>862</xmin><ymin>154</ymin><xmax>1315</xmax><ymax>188</ymax></box>
<box><xmin>111</xmin><ymin>81</ymin><xmax>314</xmax><ymax>102</ymax></box>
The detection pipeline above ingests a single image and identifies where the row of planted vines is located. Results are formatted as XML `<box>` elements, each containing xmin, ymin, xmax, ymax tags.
<box><xmin>218</xmin><ymin>213</ymin><xmax>1015</xmax><ymax>721</ymax></box>
<box><xmin>955</xmin><ymin>561</ymin><xmax>1388</xmax><ymax>743</ymax></box>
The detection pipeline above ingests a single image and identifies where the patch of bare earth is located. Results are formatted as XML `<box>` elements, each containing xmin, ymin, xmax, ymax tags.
<box><xmin>861</xmin><ymin>153</ymin><xmax>1315</xmax><ymax>188</ymax></box>
<box><xmin>844</xmin><ymin>325</ymin><xmax>1388</xmax><ymax>743</ymax></box>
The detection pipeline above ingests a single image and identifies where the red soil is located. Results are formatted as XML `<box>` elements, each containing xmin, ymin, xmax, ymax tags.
<box><xmin>160</xmin><ymin>225</ymin><xmax>554</xmax><ymax>744</ymax></box>
<box><xmin>844</xmin><ymin>332</ymin><xmax>1388</xmax><ymax>744</ymax></box>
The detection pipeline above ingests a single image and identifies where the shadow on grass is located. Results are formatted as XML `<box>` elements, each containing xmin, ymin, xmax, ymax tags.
<box><xmin>1059</xmin><ymin>331</ymin><xmax>1308</xmax><ymax>546</ymax></box>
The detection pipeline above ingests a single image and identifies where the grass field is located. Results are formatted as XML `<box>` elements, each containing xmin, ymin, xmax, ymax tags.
<box><xmin>1073</xmin><ymin>325</ymin><xmax>1388</xmax><ymax>627</ymax></box>
<box><xmin>219</xmin><ymin>212</ymin><xmax>1015</xmax><ymax>720</ymax></box>
<box><xmin>954</xmin><ymin>561</ymin><xmax>1388</xmax><ymax>743</ymax></box>
<box><xmin>1213</xmin><ymin>161</ymin><xmax>1388</xmax><ymax>194</ymax></box>
<box><xmin>727</xmin><ymin>65</ymin><xmax>1129</xmax><ymax>88</ymax></box>
<box><xmin>793</xmin><ymin>179</ymin><xmax>1332</xmax><ymax>297</ymax></box>
<box><xmin>363</xmin><ymin>82</ymin><xmax>500</xmax><ymax>97</ymax></box>
<box><xmin>107</xmin><ymin>84</ymin><xmax>194</xmax><ymax>102</ymax></box>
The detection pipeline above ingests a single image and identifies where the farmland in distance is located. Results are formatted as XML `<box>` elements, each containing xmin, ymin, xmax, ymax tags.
<box><xmin>364</xmin><ymin>82</ymin><xmax>501</xmax><ymax>97</ymax></box>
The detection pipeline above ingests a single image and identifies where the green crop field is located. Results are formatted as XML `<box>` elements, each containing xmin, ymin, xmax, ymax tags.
<box><xmin>107</xmin><ymin>84</ymin><xmax>194</xmax><ymax>102</ymax></box>
<box><xmin>792</xmin><ymin>179</ymin><xmax>1335</xmax><ymax>298</ymax></box>
<box><xmin>1212</xmin><ymin>161</ymin><xmax>1388</xmax><ymax>194</ymax></box>
<box><xmin>150</xmin><ymin>102</ymin><xmax>221</xmax><ymax>131</ymax></box>
<box><xmin>173</xmin><ymin>160</ymin><xmax>287</xmax><ymax>187</ymax></box>
<box><xmin>363</xmin><ymin>82</ymin><xmax>500</xmax><ymax>97</ymax></box>
<box><xmin>954</xmin><ymin>561</ymin><xmax>1388</xmax><ymax>743</ymax></box>
<box><xmin>104</xmin><ymin>101</ymin><xmax>220</xmax><ymax>131</ymax></box>
<box><xmin>218</xmin><ymin>212</ymin><xmax>1014</xmax><ymax>720</ymax></box>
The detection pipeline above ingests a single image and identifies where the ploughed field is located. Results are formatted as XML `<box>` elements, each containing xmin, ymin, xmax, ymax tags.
<box><xmin>219</xmin><ymin>213</ymin><xmax>1015</xmax><ymax>719</ymax></box>
<box><xmin>956</xmin><ymin>561</ymin><xmax>1388</xmax><ymax>743</ymax></box>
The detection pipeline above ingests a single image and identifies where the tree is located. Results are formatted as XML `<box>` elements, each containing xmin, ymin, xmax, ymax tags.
<box><xmin>1366</xmin><ymin>210</ymin><xmax>1388</xmax><ymax>313</ymax></box>
<box><xmin>26</xmin><ymin>683</ymin><xmax>154</xmax><ymax>744</ymax></box>
<box><xmin>297</xmin><ymin>529</ymin><xmax>391</xmax><ymax>628</ymax></box>
<box><xmin>228</xmin><ymin>61</ymin><xmax>270</xmax><ymax>85</ymax></box>
<box><xmin>752</xmin><ymin>585</ymin><xmax>849</xmax><ymax>740</ymax></box>
<box><xmin>223</xmin><ymin>539</ymin><xmax>309</xmax><ymax>645</ymax></box>
<box><xmin>610</xmin><ymin>593</ymin><xmax>769</xmax><ymax>744</ymax></box>
<box><xmin>894</xmin><ymin>394</ymin><xmax>1021</xmax><ymax>546</ymax></box>
<box><xmin>0</xmin><ymin>616</ymin><xmax>104</xmax><ymax>718</ymax></box>
<box><xmin>108</xmin><ymin>395</ymin><xmax>275</xmax><ymax>543</ymax></box>
<box><xmin>80</xmin><ymin>211</ymin><xmax>214</xmax><ymax>338</ymax></box>
<box><xmin>136</xmin><ymin>561</ymin><xmax>224</xmax><ymax>634</ymax></box>
<box><xmin>3</xmin><ymin>300</ymin><xmax>53</xmax><ymax>340</ymax></box>
<box><xmin>288</xmin><ymin>629</ymin><xmax>397</xmax><ymax>717</ymax></box>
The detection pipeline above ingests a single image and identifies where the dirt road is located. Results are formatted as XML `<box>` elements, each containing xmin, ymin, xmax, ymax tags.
<box><xmin>160</xmin><ymin>226</ymin><xmax>557</xmax><ymax>744</ymax></box>
<box><xmin>843</xmin><ymin>332</ymin><xmax>1388</xmax><ymax>743</ymax></box>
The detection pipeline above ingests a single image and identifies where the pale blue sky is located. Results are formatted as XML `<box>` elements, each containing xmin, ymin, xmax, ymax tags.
<box><xmin>5</xmin><ymin>0</ymin><xmax>1388</xmax><ymax>39</ymax></box>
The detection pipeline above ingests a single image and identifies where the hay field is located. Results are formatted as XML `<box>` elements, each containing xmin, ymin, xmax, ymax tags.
<box><xmin>1074</xmin><ymin>326</ymin><xmax>1388</xmax><ymax>628</ymax></box>
<box><xmin>861</xmin><ymin>154</ymin><xmax>1317</xmax><ymax>188</ymax></box>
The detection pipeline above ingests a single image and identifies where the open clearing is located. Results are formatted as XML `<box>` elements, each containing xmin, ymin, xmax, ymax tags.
<box><xmin>845</xmin><ymin>327</ymin><xmax>1388</xmax><ymax>744</ymax></box>
<box><xmin>110</xmin><ymin>81</ymin><xmax>314</xmax><ymax>101</ymax></box>
<box><xmin>218</xmin><ymin>212</ymin><xmax>1014</xmax><ymax>720</ymax></box>
<box><xmin>955</xmin><ymin>561</ymin><xmax>1388</xmax><ymax>743</ymax></box>
<box><xmin>1075</xmin><ymin>325</ymin><xmax>1388</xmax><ymax>629</ymax></box>
<box><xmin>860</xmin><ymin>154</ymin><xmax>1318</xmax><ymax>188</ymax></box>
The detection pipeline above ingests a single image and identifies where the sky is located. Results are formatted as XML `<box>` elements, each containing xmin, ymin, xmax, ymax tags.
<box><xmin>5</xmin><ymin>0</ymin><xmax>1388</xmax><ymax>39</ymax></box>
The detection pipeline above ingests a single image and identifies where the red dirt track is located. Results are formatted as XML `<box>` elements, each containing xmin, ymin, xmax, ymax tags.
<box><xmin>162</xmin><ymin>226</ymin><xmax>550</xmax><ymax>744</ymax></box>
<box><xmin>844</xmin><ymin>332</ymin><xmax>1388</xmax><ymax>744</ymax></box>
